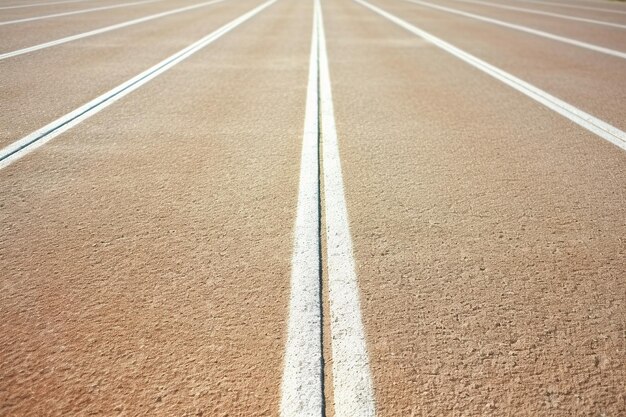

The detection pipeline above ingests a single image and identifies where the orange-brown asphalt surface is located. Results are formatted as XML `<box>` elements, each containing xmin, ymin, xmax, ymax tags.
<box><xmin>1</xmin><ymin>0</ymin><xmax>625</xmax><ymax>415</ymax></box>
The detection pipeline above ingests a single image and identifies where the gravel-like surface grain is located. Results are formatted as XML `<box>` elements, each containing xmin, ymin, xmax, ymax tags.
<box><xmin>2</xmin><ymin>0</ymin><xmax>625</xmax><ymax>414</ymax></box>
<box><xmin>0</xmin><ymin>0</ymin><xmax>310</xmax><ymax>414</ymax></box>
<box><xmin>325</xmin><ymin>0</ymin><xmax>626</xmax><ymax>415</ymax></box>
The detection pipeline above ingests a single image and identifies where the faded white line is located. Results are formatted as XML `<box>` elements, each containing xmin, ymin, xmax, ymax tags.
<box><xmin>401</xmin><ymin>0</ymin><xmax>626</xmax><ymax>60</ymax></box>
<box><xmin>0</xmin><ymin>0</ymin><xmax>226</xmax><ymax>60</ymax></box>
<box><xmin>0</xmin><ymin>0</ymin><xmax>98</xmax><ymax>11</ymax></box>
<box><xmin>0</xmin><ymin>0</ymin><xmax>278</xmax><ymax>170</ymax></box>
<box><xmin>510</xmin><ymin>0</ymin><xmax>626</xmax><ymax>16</ymax></box>
<box><xmin>356</xmin><ymin>0</ymin><xmax>626</xmax><ymax>151</ymax></box>
<box><xmin>0</xmin><ymin>0</ymin><xmax>160</xmax><ymax>26</ymax></box>
<box><xmin>317</xmin><ymin>0</ymin><xmax>376</xmax><ymax>414</ymax></box>
<box><xmin>279</xmin><ymin>1</ymin><xmax>323</xmax><ymax>415</ymax></box>
<box><xmin>450</xmin><ymin>0</ymin><xmax>626</xmax><ymax>29</ymax></box>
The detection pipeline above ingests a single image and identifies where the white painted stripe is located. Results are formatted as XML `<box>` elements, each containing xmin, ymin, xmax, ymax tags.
<box><xmin>402</xmin><ymin>0</ymin><xmax>626</xmax><ymax>60</ymax></box>
<box><xmin>0</xmin><ymin>0</ymin><xmax>97</xmax><ymax>11</ymax></box>
<box><xmin>0</xmin><ymin>0</ymin><xmax>160</xmax><ymax>26</ymax></box>
<box><xmin>281</xmin><ymin>1</ymin><xmax>377</xmax><ymax>414</ymax></box>
<box><xmin>355</xmin><ymin>0</ymin><xmax>626</xmax><ymax>151</ymax></box>
<box><xmin>511</xmin><ymin>0</ymin><xmax>626</xmax><ymax>16</ymax></box>
<box><xmin>0</xmin><ymin>0</ymin><xmax>278</xmax><ymax>170</ymax></box>
<box><xmin>279</xmin><ymin>1</ymin><xmax>323</xmax><ymax>415</ymax></box>
<box><xmin>0</xmin><ymin>0</ymin><xmax>227</xmax><ymax>61</ymax></box>
<box><xmin>450</xmin><ymin>0</ymin><xmax>626</xmax><ymax>29</ymax></box>
<box><xmin>317</xmin><ymin>0</ymin><xmax>376</xmax><ymax>415</ymax></box>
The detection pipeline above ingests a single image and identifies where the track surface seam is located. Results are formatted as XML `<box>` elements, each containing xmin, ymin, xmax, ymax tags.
<box><xmin>280</xmin><ymin>2</ymin><xmax>324</xmax><ymax>413</ymax></box>
<box><xmin>281</xmin><ymin>0</ymin><xmax>376</xmax><ymax>414</ymax></box>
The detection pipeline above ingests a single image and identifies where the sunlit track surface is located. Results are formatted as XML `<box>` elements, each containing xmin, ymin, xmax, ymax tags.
<box><xmin>398</xmin><ymin>0</ymin><xmax>626</xmax><ymax>59</ymax></box>
<box><xmin>1</xmin><ymin>0</ymin><xmax>625</xmax><ymax>415</ymax></box>
<box><xmin>0</xmin><ymin>0</ymin><xmax>230</xmax><ymax>53</ymax></box>
<box><xmin>0</xmin><ymin>0</ymin><xmax>162</xmax><ymax>26</ymax></box>
<box><xmin>0</xmin><ymin>0</ymin><xmax>227</xmax><ymax>60</ymax></box>
<box><xmin>446</xmin><ymin>0</ymin><xmax>626</xmax><ymax>29</ymax></box>
<box><xmin>509</xmin><ymin>0</ymin><xmax>626</xmax><ymax>15</ymax></box>
<box><xmin>0</xmin><ymin>0</ymin><xmax>278</xmax><ymax>168</ymax></box>
<box><xmin>0</xmin><ymin>0</ymin><xmax>101</xmax><ymax>11</ymax></box>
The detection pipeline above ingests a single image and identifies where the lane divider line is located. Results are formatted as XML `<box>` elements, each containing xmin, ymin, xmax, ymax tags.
<box><xmin>279</xmin><ymin>0</ymin><xmax>323</xmax><ymax>414</ymax></box>
<box><xmin>449</xmin><ymin>0</ymin><xmax>626</xmax><ymax>29</ymax></box>
<box><xmin>0</xmin><ymin>0</ymin><xmax>161</xmax><ymax>26</ymax></box>
<box><xmin>317</xmin><ymin>0</ymin><xmax>377</xmax><ymax>414</ymax></box>
<box><xmin>356</xmin><ymin>0</ymin><xmax>626</xmax><ymax>151</ymax></box>
<box><xmin>0</xmin><ymin>0</ymin><xmax>278</xmax><ymax>170</ymax></box>
<box><xmin>281</xmin><ymin>1</ymin><xmax>376</xmax><ymax>415</ymax></box>
<box><xmin>510</xmin><ymin>0</ymin><xmax>626</xmax><ymax>16</ymax></box>
<box><xmin>0</xmin><ymin>0</ymin><xmax>98</xmax><ymax>11</ymax></box>
<box><xmin>400</xmin><ymin>0</ymin><xmax>626</xmax><ymax>60</ymax></box>
<box><xmin>0</xmin><ymin>0</ymin><xmax>227</xmax><ymax>61</ymax></box>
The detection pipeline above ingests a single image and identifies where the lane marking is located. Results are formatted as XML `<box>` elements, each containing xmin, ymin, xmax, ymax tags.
<box><xmin>401</xmin><ymin>0</ymin><xmax>626</xmax><ymax>60</ymax></box>
<box><xmin>280</xmin><ymin>0</ymin><xmax>323</xmax><ymax>414</ymax></box>
<box><xmin>355</xmin><ymin>0</ymin><xmax>626</xmax><ymax>151</ymax></box>
<box><xmin>281</xmin><ymin>1</ymin><xmax>376</xmax><ymax>414</ymax></box>
<box><xmin>449</xmin><ymin>0</ymin><xmax>626</xmax><ymax>29</ymax></box>
<box><xmin>0</xmin><ymin>0</ymin><xmax>278</xmax><ymax>170</ymax></box>
<box><xmin>0</xmin><ymin>0</ymin><xmax>98</xmax><ymax>11</ymax></box>
<box><xmin>317</xmin><ymin>0</ymin><xmax>376</xmax><ymax>414</ymax></box>
<box><xmin>510</xmin><ymin>0</ymin><xmax>626</xmax><ymax>16</ymax></box>
<box><xmin>0</xmin><ymin>0</ymin><xmax>227</xmax><ymax>60</ymax></box>
<box><xmin>0</xmin><ymin>0</ymin><xmax>161</xmax><ymax>26</ymax></box>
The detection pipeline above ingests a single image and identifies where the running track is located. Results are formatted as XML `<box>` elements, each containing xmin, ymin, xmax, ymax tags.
<box><xmin>1</xmin><ymin>0</ymin><xmax>625</xmax><ymax>415</ymax></box>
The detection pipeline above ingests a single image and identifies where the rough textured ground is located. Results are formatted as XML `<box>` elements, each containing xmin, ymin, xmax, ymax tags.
<box><xmin>1</xmin><ymin>0</ymin><xmax>625</xmax><ymax>415</ymax></box>
<box><xmin>324</xmin><ymin>0</ymin><xmax>626</xmax><ymax>415</ymax></box>
<box><xmin>0</xmin><ymin>0</ymin><xmax>310</xmax><ymax>414</ymax></box>
<box><xmin>0</xmin><ymin>0</ymin><xmax>263</xmax><ymax>148</ymax></box>
<box><xmin>371</xmin><ymin>0</ymin><xmax>626</xmax><ymax>131</ymax></box>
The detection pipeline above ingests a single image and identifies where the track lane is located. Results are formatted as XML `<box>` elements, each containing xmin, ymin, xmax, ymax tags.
<box><xmin>507</xmin><ymin>0</ymin><xmax>626</xmax><ymax>17</ymax></box>
<box><xmin>0</xmin><ymin>0</ymin><xmax>199</xmax><ymax>51</ymax></box>
<box><xmin>324</xmin><ymin>0</ymin><xmax>626</xmax><ymax>415</ymax></box>
<box><xmin>0</xmin><ymin>0</ymin><xmax>133</xmax><ymax>18</ymax></box>
<box><xmin>0</xmin><ymin>0</ymin><xmax>311</xmax><ymax>414</ymax></box>
<box><xmin>0</xmin><ymin>0</ymin><xmax>278</xmax><ymax>169</ymax></box>
<box><xmin>0</xmin><ymin>0</ymin><xmax>162</xmax><ymax>26</ymax></box>
<box><xmin>0</xmin><ymin>0</ymin><xmax>263</xmax><ymax>149</ymax></box>
<box><xmin>444</xmin><ymin>0</ymin><xmax>626</xmax><ymax>29</ymax></box>
<box><xmin>0</xmin><ymin>0</ymin><xmax>102</xmax><ymax>10</ymax></box>
<box><xmin>368</xmin><ymin>0</ymin><xmax>626</xmax><ymax>132</ymax></box>
<box><xmin>357</xmin><ymin>0</ymin><xmax>625</xmax><ymax>150</ymax></box>
<box><xmin>0</xmin><ymin>0</ymin><xmax>230</xmax><ymax>60</ymax></box>
<box><xmin>417</xmin><ymin>0</ymin><xmax>626</xmax><ymax>53</ymax></box>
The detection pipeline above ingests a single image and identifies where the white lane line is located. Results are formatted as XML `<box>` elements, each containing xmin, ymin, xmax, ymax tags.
<box><xmin>0</xmin><ymin>0</ymin><xmax>160</xmax><ymax>26</ymax></box>
<box><xmin>355</xmin><ymin>0</ymin><xmax>626</xmax><ymax>151</ymax></box>
<box><xmin>0</xmin><ymin>0</ymin><xmax>227</xmax><ymax>60</ymax></box>
<box><xmin>0</xmin><ymin>0</ymin><xmax>98</xmax><ymax>11</ymax></box>
<box><xmin>401</xmin><ymin>0</ymin><xmax>626</xmax><ymax>60</ymax></box>
<box><xmin>280</xmin><ymin>1</ymin><xmax>323</xmax><ymax>415</ymax></box>
<box><xmin>317</xmin><ymin>0</ymin><xmax>377</xmax><ymax>414</ymax></box>
<box><xmin>510</xmin><ymin>0</ymin><xmax>626</xmax><ymax>16</ymax></box>
<box><xmin>0</xmin><ymin>0</ymin><xmax>278</xmax><ymax>170</ymax></box>
<box><xmin>450</xmin><ymin>0</ymin><xmax>626</xmax><ymax>29</ymax></box>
